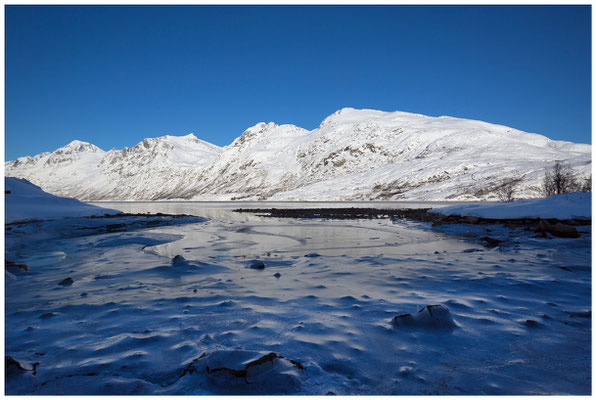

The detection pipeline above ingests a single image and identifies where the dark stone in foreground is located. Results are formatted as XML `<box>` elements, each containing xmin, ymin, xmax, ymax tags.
<box><xmin>5</xmin><ymin>260</ymin><xmax>28</xmax><ymax>272</ymax></box>
<box><xmin>58</xmin><ymin>277</ymin><xmax>74</xmax><ymax>286</ymax></box>
<box><xmin>524</xmin><ymin>319</ymin><xmax>540</xmax><ymax>328</ymax></box>
<box><xmin>480</xmin><ymin>236</ymin><xmax>503</xmax><ymax>248</ymax></box>
<box><xmin>535</xmin><ymin>220</ymin><xmax>580</xmax><ymax>238</ymax></box>
<box><xmin>304</xmin><ymin>253</ymin><xmax>321</xmax><ymax>258</ymax></box>
<box><xmin>5</xmin><ymin>356</ymin><xmax>26</xmax><ymax>376</ymax></box>
<box><xmin>393</xmin><ymin>304</ymin><xmax>457</xmax><ymax>330</ymax></box>
<box><xmin>250</xmin><ymin>261</ymin><xmax>265</xmax><ymax>270</ymax></box>
<box><xmin>177</xmin><ymin>350</ymin><xmax>305</xmax><ymax>394</ymax></box>
<box><xmin>172</xmin><ymin>255</ymin><xmax>188</xmax><ymax>266</ymax></box>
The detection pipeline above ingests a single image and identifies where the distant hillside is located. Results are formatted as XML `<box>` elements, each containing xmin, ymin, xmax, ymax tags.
<box><xmin>5</xmin><ymin>108</ymin><xmax>591</xmax><ymax>201</ymax></box>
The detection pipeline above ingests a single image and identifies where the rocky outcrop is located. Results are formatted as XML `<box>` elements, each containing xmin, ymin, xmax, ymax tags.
<box><xmin>181</xmin><ymin>350</ymin><xmax>304</xmax><ymax>394</ymax></box>
<box><xmin>535</xmin><ymin>220</ymin><xmax>580</xmax><ymax>238</ymax></box>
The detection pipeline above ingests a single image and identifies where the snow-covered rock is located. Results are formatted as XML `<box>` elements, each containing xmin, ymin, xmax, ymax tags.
<box><xmin>5</xmin><ymin>177</ymin><xmax>121</xmax><ymax>223</ymax></box>
<box><xmin>393</xmin><ymin>304</ymin><xmax>457</xmax><ymax>330</ymax></box>
<box><xmin>186</xmin><ymin>350</ymin><xmax>303</xmax><ymax>394</ymax></box>
<box><xmin>431</xmin><ymin>192</ymin><xmax>591</xmax><ymax>220</ymax></box>
<box><xmin>5</xmin><ymin>108</ymin><xmax>592</xmax><ymax>201</ymax></box>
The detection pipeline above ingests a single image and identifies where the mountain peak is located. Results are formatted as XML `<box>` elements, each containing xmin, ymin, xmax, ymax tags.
<box><xmin>37</xmin><ymin>140</ymin><xmax>105</xmax><ymax>168</ymax></box>
<box><xmin>230</xmin><ymin>122</ymin><xmax>279</xmax><ymax>148</ymax></box>
<box><xmin>246</xmin><ymin>122</ymin><xmax>278</xmax><ymax>133</ymax></box>
<box><xmin>57</xmin><ymin>140</ymin><xmax>103</xmax><ymax>154</ymax></box>
<box><xmin>318</xmin><ymin>107</ymin><xmax>377</xmax><ymax>127</ymax></box>
<box><xmin>5</xmin><ymin>108</ymin><xmax>591</xmax><ymax>202</ymax></box>
<box><xmin>160</xmin><ymin>133</ymin><xmax>199</xmax><ymax>141</ymax></box>
<box><xmin>155</xmin><ymin>133</ymin><xmax>223</xmax><ymax>153</ymax></box>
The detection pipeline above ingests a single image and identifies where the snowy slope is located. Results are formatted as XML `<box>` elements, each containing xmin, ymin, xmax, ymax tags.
<box><xmin>431</xmin><ymin>192</ymin><xmax>591</xmax><ymax>220</ymax></box>
<box><xmin>6</xmin><ymin>140</ymin><xmax>107</xmax><ymax>199</ymax></box>
<box><xmin>6</xmin><ymin>134</ymin><xmax>223</xmax><ymax>201</ymax></box>
<box><xmin>5</xmin><ymin>108</ymin><xmax>591</xmax><ymax>201</ymax></box>
<box><xmin>5</xmin><ymin>177</ymin><xmax>121</xmax><ymax>223</ymax></box>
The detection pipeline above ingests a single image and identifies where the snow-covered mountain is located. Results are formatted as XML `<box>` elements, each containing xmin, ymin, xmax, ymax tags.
<box><xmin>5</xmin><ymin>108</ymin><xmax>591</xmax><ymax>201</ymax></box>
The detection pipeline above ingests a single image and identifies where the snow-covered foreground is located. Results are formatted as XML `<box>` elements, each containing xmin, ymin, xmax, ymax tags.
<box><xmin>5</xmin><ymin>204</ymin><xmax>591</xmax><ymax>395</ymax></box>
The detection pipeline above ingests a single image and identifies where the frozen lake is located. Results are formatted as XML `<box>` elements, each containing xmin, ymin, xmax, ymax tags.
<box><xmin>5</xmin><ymin>202</ymin><xmax>591</xmax><ymax>395</ymax></box>
<box><xmin>89</xmin><ymin>200</ymin><xmax>467</xmax><ymax>220</ymax></box>
<box><xmin>90</xmin><ymin>201</ymin><xmax>481</xmax><ymax>258</ymax></box>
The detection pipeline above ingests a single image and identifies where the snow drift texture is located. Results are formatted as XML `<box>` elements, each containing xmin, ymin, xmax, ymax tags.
<box><xmin>432</xmin><ymin>193</ymin><xmax>592</xmax><ymax>220</ymax></box>
<box><xmin>5</xmin><ymin>108</ymin><xmax>591</xmax><ymax>201</ymax></box>
<box><xmin>5</xmin><ymin>177</ymin><xmax>120</xmax><ymax>223</ymax></box>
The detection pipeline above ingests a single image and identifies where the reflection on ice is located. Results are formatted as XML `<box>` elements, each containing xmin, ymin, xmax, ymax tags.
<box><xmin>88</xmin><ymin>200</ymin><xmax>469</xmax><ymax>222</ymax></box>
<box><xmin>146</xmin><ymin>219</ymin><xmax>479</xmax><ymax>258</ymax></box>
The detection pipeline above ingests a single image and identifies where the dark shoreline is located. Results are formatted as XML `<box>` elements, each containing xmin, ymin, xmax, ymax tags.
<box><xmin>234</xmin><ymin>207</ymin><xmax>432</xmax><ymax>220</ymax></box>
<box><xmin>233</xmin><ymin>207</ymin><xmax>591</xmax><ymax>238</ymax></box>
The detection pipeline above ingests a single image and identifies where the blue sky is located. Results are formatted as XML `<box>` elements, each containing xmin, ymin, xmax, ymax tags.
<box><xmin>5</xmin><ymin>5</ymin><xmax>591</xmax><ymax>160</ymax></box>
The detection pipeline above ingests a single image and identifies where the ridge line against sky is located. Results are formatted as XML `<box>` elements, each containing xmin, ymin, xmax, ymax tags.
<box><xmin>5</xmin><ymin>4</ymin><xmax>591</xmax><ymax>160</ymax></box>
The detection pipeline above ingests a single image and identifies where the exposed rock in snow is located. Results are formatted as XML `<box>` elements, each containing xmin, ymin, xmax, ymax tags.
<box><xmin>5</xmin><ymin>108</ymin><xmax>591</xmax><ymax>201</ymax></box>
<box><xmin>58</xmin><ymin>277</ymin><xmax>74</xmax><ymax>287</ymax></box>
<box><xmin>5</xmin><ymin>177</ymin><xmax>121</xmax><ymax>223</ymax></box>
<box><xmin>393</xmin><ymin>304</ymin><xmax>457</xmax><ymax>330</ymax></box>
<box><xmin>183</xmin><ymin>350</ymin><xmax>303</xmax><ymax>394</ymax></box>
<box><xmin>5</xmin><ymin>260</ymin><xmax>28</xmax><ymax>272</ymax></box>
<box><xmin>5</xmin><ymin>356</ymin><xmax>35</xmax><ymax>377</ymax></box>
<box><xmin>249</xmin><ymin>261</ymin><xmax>265</xmax><ymax>270</ymax></box>
<box><xmin>172</xmin><ymin>255</ymin><xmax>189</xmax><ymax>266</ymax></box>
<box><xmin>534</xmin><ymin>220</ymin><xmax>580</xmax><ymax>238</ymax></box>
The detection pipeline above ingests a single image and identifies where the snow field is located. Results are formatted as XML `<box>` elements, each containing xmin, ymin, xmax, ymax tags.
<box><xmin>5</xmin><ymin>210</ymin><xmax>591</xmax><ymax>395</ymax></box>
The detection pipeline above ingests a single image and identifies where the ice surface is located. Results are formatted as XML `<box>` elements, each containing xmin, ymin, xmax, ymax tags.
<box><xmin>4</xmin><ymin>202</ymin><xmax>591</xmax><ymax>395</ymax></box>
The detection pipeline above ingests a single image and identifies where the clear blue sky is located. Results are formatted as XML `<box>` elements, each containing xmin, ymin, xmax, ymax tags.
<box><xmin>5</xmin><ymin>5</ymin><xmax>591</xmax><ymax>160</ymax></box>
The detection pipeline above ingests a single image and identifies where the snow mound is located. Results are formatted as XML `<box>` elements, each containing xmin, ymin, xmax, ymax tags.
<box><xmin>431</xmin><ymin>192</ymin><xmax>591</xmax><ymax>220</ymax></box>
<box><xmin>5</xmin><ymin>177</ymin><xmax>121</xmax><ymax>223</ymax></box>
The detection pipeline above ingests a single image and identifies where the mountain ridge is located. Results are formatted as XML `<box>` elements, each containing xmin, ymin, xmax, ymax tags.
<box><xmin>5</xmin><ymin>108</ymin><xmax>591</xmax><ymax>201</ymax></box>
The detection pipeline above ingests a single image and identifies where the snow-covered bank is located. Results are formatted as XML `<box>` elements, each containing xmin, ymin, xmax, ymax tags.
<box><xmin>5</xmin><ymin>177</ymin><xmax>121</xmax><ymax>223</ymax></box>
<box><xmin>431</xmin><ymin>192</ymin><xmax>591</xmax><ymax>220</ymax></box>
